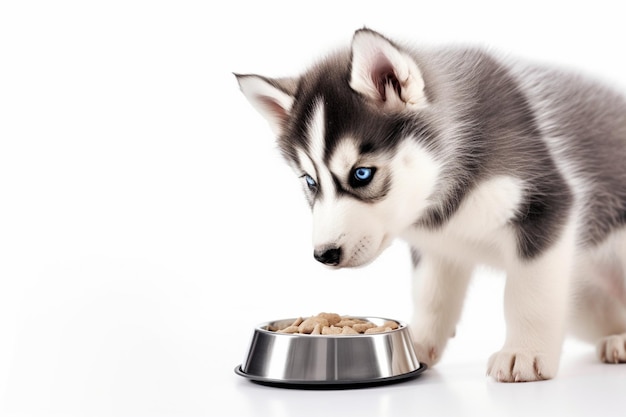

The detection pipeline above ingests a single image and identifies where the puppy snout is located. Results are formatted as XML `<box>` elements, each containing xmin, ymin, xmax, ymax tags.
<box><xmin>313</xmin><ymin>246</ymin><xmax>342</xmax><ymax>266</ymax></box>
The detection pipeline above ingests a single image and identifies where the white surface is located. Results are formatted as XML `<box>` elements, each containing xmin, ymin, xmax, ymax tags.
<box><xmin>2</xmin><ymin>1</ymin><xmax>626</xmax><ymax>416</ymax></box>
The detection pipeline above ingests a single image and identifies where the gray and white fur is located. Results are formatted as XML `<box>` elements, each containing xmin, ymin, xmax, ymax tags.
<box><xmin>236</xmin><ymin>28</ymin><xmax>626</xmax><ymax>382</ymax></box>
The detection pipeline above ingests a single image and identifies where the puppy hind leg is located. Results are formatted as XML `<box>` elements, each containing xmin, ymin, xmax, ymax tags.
<box><xmin>571</xmin><ymin>261</ymin><xmax>626</xmax><ymax>362</ymax></box>
<box><xmin>571</xmin><ymin>232</ymin><xmax>626</xmax><ymax>363</ymax></box>
<box><xmin>569</xmin><ymin>277</ymin><xmax>626</xmax><ymax>355</ymax></box>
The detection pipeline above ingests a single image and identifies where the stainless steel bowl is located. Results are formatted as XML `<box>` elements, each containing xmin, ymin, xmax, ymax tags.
<box><xmin>235</xmin><ymin>316</ymin><xmax>425</xmax><ymax>388</ymax></box>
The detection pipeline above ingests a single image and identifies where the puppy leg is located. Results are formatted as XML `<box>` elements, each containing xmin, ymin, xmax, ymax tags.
<box><xmin>596</xmin><ymin>232</ymin><xmax>626</xmax><ymax>363</ymax></box>
<box><xmin>410</xmin><ymin>252</ymin><xmax>473</xmax><ymax>366</ymax></box>
<box><xmin>570</xmin><ymin>282</ymin><xmax>626</xmax><ymax>362</ymax></box>
<box><xmin>487</xmin><ymin>239</ymin><xmax>573</xmax><ymax>382</ymax></box>
<box><xmin>569</xmin><ymin>235</ymin><xmax>626</xmax><ymax>363</ymax></box>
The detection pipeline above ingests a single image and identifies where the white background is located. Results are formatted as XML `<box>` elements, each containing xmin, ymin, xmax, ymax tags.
<box><xmin>2</xmin><ymin>1</ymin><xmax>626</xmax><ymax>416</ymax></box>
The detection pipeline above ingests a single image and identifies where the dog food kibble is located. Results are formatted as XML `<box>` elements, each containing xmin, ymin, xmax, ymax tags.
<box><xmin>271</xmin><ymin>313</ymin><xmax>399</xmax><ymax>335</ymax></box>
<box><xmin>298</xmin><ymin>317</ymin><xmax>329</xmax><ymax>333</ymax></box>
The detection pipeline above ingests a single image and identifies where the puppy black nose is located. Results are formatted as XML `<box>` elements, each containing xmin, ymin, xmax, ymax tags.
<box><xmin>314</xmin><ymin>247</ymin><xmax>342</xmax><ymax>266</ymax></box>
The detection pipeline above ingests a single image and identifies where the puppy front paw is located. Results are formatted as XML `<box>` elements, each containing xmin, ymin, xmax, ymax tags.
<box><xmin>487</xmin><ymin>350</ymin><xmax>556</xmax><ymax>382</ymax></box>
<box><xmin>409</xmin><ymin>321</ymin><xmax>455</xmax><ymax>367</ymax></box>
<box><xmin>410</xmin><ymin>329</ymin><xmax>456</xmax><ymax>367</ymax></box>
<box><xmin>597</xmin><ymin>334</ymin><xmax>626</xmax><ymax>363</ymax></box>
<box><xmin>413</xmin><ymin>341</ymin><xmax>440</xmax><ymax>366</ymax></box>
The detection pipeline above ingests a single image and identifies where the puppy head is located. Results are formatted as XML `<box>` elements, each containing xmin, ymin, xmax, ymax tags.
<box><xmin>236</xmin><ymin>29</ymin><xmax>440</xmax><ymax>267</ymax></box>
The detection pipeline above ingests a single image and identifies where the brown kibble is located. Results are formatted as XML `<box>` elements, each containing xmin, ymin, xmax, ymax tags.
<box><xmin>335</xmin><ymin>319</ymin><xmax>358</xmax><ymax>328</ymax></box>
<box><xmin>298</xmin><ymin>317</ymin><xmax>330</xmax><ymax>334</ymax></box>
<box><xmin>291</xmin><ymin>317</ymin><xmax>304</xmax><ymax>327</ymax></box>
<box><xmin>383</xmin><ymin>320</ymin><xmax>399</xmax><ymax>330</ymax></box>
<box><xmin>322</xmin><ymin>325</ymin><xmax>342</xmax><ymax>335</ymax></box>
<box><xmin>311</xmin><ymin>323</ymin><xmax>322</xmax><ymax>335</ymax></box>
<box><xmin>351</xmin><ymin>318</ymin><xmax>369</xmax><ymax>324</ymax></box>
<box><xmin>317</xmin><ymin>312</ymin><xmax>341</xmax><ymax>326</ymax></box>
<box><xmin>341</xmin><ymin>326</ymin><xmax>359</xmax><ymax>335</ymax></box>
<box><xmin>278</xmin><ymin>325</ymin><xmax>300</xmax><ymax>334</ymax></box>
<box><xmin>364</xmin><ymin>326</ymin><xmax>393</xmax><ymax>334</ymax></box>
<box><xmin>352</xmin><ymin>322</ymin><xmax>376</xmax><ymax>333</ymax></box>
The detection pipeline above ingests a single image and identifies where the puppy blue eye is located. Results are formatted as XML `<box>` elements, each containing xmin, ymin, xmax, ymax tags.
<box><xmin>304</xmin><ymin>174</ymin><xmax>317</xmax><ymax>190</ymax></box>
<box><xmin>354</xmin><ymin>167</ymin><xmax>372</xmax><ymax>181</ymax></box>
<box><xmin>350</xmin><ymin>167</ymin><xmax>376</xmax><ymax>188</ymax></box>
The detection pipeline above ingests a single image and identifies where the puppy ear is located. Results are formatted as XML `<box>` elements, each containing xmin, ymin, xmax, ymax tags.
<box><xmin>235</xmin><ymin>74</ymin><xmax>296</xmax><ymax>135</ymax></box>
<box><xmin>349</xmin><ymin>29</ymin><xmax>427</xmax><ymax>111</ymax></box>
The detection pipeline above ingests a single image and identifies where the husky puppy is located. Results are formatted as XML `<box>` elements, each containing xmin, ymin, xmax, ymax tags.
<box><xmin>236</xmin><ymin>28</ymin><xmax>626</xmax><ymax>382</ymax></box>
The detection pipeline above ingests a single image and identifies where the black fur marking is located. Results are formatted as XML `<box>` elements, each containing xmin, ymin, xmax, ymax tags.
<box><xmin>513</xmin><ymin>180</ymin><xmax>572</xmax><ymax>259</ymax></box>
<box><xmin>359</xmin><ymin>142</ymin><xmax>375</xmax><ymax>154</ymax></box>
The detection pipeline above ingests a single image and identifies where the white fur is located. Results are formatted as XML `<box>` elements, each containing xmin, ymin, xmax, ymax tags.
<box><xmin>409</xmin><ymin>255</ymin><xmax>473</xmax><ymax>366</ymax></box>
<box><xmin>328</xmin><ymin>139</ymin><xmax>360</xmax><ymax>179</ymax></box>
<box><xmin>488</xmin><ymin>218</ymin><xmax>576</xmax><ymax>381</ymax></box>
<box><xmin>388</xmin><ymin>140</ymin><xmax>442</xmax><ymax>226</ymax></box>
<box><xmin>305</xmin><ymin>100</ymin><xmax>327</xmax><ymax>170</ymax></box>
<box><xmin>402</xmin><ymin>176</ymin><xmax>524</xmax><ymax>268</ymax></box>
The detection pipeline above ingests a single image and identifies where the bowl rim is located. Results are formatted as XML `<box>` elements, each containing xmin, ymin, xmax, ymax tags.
<box><xmin>254</xmin><ymin>315</ymin><xmax>410</xmax><ymax>338</ymax></box>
